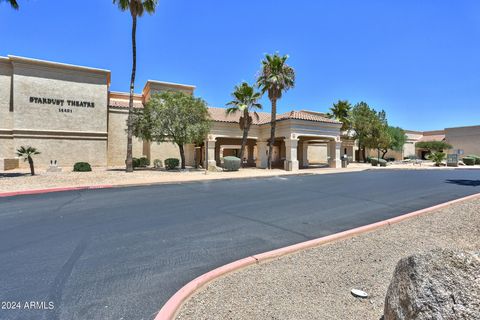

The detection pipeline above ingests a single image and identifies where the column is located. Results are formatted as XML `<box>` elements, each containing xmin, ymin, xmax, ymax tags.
<box><xmin>328</xmin><ymin>140</ymin><xmax>342</xmax><ymax>168</ymax></box>
<box><xmin>284</xmin><ymin>138</ymin><xmax>299</xmax><ymax>171</ymax></box>
<box><xmin>302</xmin><ymin>141</ymin><xmax>309</xmax><ymax>168</ymax></box>
<box><xmin>255</xmin><ymin>140</ymin><xmax>268</xmax><ymax>169</ymax></box>
<box><xmin>247</xmin><ymin>143</ymin><xmax>255</xmax><ymax>166</ymax></box>
<box><xmin>205</xmin><ymin>138</ymin><xmax>217</xmax><ymax>170</ymax></box>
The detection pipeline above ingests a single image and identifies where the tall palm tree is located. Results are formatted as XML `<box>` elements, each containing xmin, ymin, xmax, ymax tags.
<box><xmin>16</xmin><ymin>146</ymin><xmax>40</xmax><ymax>176</ymax></box>
<box><xmin>326</xmin><ymin>100</ymin><xmax>352</xmax><ymax>132</ymax></box>
<box><xmin>226</xmin><ymin>82</ymin><xmax>262</xmax><ymax>163</ymax></box>
<box><xmin>1</xmin><ymin>0</ymin><xmax>19</xmax><ymax>9</ymax></box>
<box><xmin>256</xmin><ymin>53</ymin><xmax>295</xmax><ymax>169</ymax></box>
<box><xmin>113</xmin><ymin>0</ymin><xmax>158</xmax><ymax>172</ymax></box>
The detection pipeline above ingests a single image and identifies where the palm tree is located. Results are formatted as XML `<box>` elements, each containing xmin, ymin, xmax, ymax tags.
<box><xmin>113</xmin><ymin>0</ymin><xmax>158</xmax><ymax>172</ymax></box>
<box><xmin>1</xmin><ymin>0</ymin><xmax>19</xmax><ymax>9</ymax></box>
<box><xmin>226</xmin><ymin>82</ymin><xmax>262</xmax><ymax>163</ymax></box>
<box><xmin>16</xmin><ymin>146</ymin><xmax>40</xmax><ymax>175</ymax></box>
<box><xmin>256</xmin><ymin>53</ymin><xmax>295</xmax><ymax>169</ymax></box>
<box><xmin>326</xmin><ymin>100</ymin><xmax>351</xmax><ymax>132</ymax></box>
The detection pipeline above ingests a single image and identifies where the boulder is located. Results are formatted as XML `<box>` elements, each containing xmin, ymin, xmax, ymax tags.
<box><xmin>384</xmin><ymin>249</ymin><xmax>480</xmax><ymax>320</ymax></box>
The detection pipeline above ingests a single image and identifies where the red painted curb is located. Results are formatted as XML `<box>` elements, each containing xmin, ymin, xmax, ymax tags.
<box><xmin>0</xmin><ymin>185</ymin><xmax>114</xmax><ymax>198</ymax></box>
<box><xmin>154</xmin><ymin>192</ymin><xmax>480</xmax><ymax>320</ymax></box>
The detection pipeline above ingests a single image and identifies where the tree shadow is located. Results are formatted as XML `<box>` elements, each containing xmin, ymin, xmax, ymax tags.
<box><xmin>0</xmin><ymin>172</ymin><xmax>27</xmax><ymax>178</ymax></box>
<box><xmin>445</xmin><ymin>179</ymin><xmax>480</xmax><ymax>187</ymax></box>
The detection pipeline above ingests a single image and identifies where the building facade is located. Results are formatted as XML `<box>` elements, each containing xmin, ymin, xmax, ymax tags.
<box><xmin>0</xmin><ymin>55</ymin><xmax>350</xmax><ymax>171</ymax></box>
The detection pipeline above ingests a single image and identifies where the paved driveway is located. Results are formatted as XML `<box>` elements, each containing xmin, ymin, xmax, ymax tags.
<box><xmin>0</xmin><ymin>169</ymin><xmax>479</xmax><ymax>320</ymax></box>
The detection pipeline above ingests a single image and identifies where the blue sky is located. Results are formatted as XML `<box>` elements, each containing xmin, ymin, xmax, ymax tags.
<box><xmin>1</xmin><ymin>0</ymin><xmax>479</xmax><ymax>131</ymax></box>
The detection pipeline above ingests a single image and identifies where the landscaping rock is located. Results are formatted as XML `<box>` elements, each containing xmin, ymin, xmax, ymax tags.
<box><xmin>384</xmin><ymin>249</ymin><xmax>480</xmax><ymax>320</ymax></box>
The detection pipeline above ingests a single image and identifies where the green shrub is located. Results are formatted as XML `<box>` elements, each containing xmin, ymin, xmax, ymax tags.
<box><xmin>223</xmin><ymin>156</ymin><xmax>241</xmax><ymax>171</ymax></box>
<box><xmin>370</xmin><ymin>158</ymin><xmax>387</xmax><ymax>167</ymax></box>
<box><xmin>73</xmin><ymin>162</ymin><xmax>92</xmax><ymax>172</ymax></box>
<box><xmin>463</xmin><ymin>157</ymin><xmax>476</xmax><ymax>166</ymax></box>
<box><xmin>366</xmin><ymin>156</ymin><xmax>372</xmax><ymax>163</ymax></box>
<box><xmin>427</xmin><ymin>152</ymin><xmax>446</xmax><ymax>166</ymax></box>
<box><xmin>164</xmin><ymin>158</ymin><xmax>179</xmax><ymax>170</ymax></box>
<box><xmin>132</xmin><ymin>157</ymin><xmax>150</xmax><ymax>168</ymax></box>
<box><xmin>386</xmin><ymin>157</ymin><xmax>396</xmax><ymax>162</ymax></box>
<box><xmin>466</xmin><ymin>155</ymin><xmax>480</xmax><ymax>165</ymax></box>
<box><xmin>153</xmin><ymin>159</ymin><xmax>162</xmax><ymax>168</ymax></box>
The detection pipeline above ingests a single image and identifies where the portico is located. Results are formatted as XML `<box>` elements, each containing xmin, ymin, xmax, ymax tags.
<box><xmin>204</xmin><ymin>108</ymin><xmax>343</xmax><ymax>171</ymax></box>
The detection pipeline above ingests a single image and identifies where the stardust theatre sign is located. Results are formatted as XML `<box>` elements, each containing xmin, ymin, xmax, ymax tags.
<box><xmin>29</xmin><ymin>96</ymin><xmax>95</xmax><ymax>113</ymax></box>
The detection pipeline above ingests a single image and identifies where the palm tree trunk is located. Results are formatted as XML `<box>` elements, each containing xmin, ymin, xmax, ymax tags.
<box><xmin>238</xmin><ymin>110</ymin><xmax>249</xmax><ymax>165</ymax></box>
<box><xmin>268</xmin><ymin>98</ymin><xmax>277</xmax><ymax>169</ymax></box>
<box><xmin>179</xmin><ymin>144</ymin><xmax>186</xmax><ymax>169</ymax></box>
<box><xmin>28</xmin><ymin>156</ymin><xmax>34</xmax><ymax>176</ymax></box>
<box><xmin>125</xmin><ymin>14</ymin><xmax>137</xmax><ymax>173</ymax></box>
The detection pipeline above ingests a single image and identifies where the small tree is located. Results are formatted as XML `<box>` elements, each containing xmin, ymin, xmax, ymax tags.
<box><xmin>16</xmin><ymin>146</ymin><xmax>40</xmax><ymax>175</ymax></box>
<box><xmin>363</xmin><ymin>109</ymin><xmax>390</xmax><ymax>161</ymax></box>
<box><xmin>415</xmin><ymin>141</ymin><xmax>452</xmax><ymax>153</ymax></box>
<box><xmin>350</xmin><ymin>102</ymin><xmax>376</xmax><ymax>162</ymax></box>
<box><xmin>379</xmin><ymin>126</ymin><xmax>407</xmax><ymax>159</ymax></box>
<box><xmin>428</xmin><ymin>152</ymin><xmax>446</xmax><ymax>166</ymax></box>
<box><xmin>133</xmin><ymin>91</ymin><xmax>211</xmax><ymax>169</ymax></box>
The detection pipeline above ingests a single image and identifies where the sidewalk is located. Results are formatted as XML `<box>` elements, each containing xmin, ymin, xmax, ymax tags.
<box><xmin>175</xmin><ymin>197</ymin><xmax>480</xmax><ymax>320</ymax></box>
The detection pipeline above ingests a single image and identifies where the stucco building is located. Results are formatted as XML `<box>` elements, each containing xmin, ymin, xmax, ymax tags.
<box><xmin>0</xmin><ymin>55</ymin><xmax>351</xmax><ymax>171</ymax></box>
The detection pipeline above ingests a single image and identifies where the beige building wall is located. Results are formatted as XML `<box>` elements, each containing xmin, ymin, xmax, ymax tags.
<box><xmin>0</xmin><ymin>57</ymin><xmax>13</xmax><ymax>159</ymax></box>
<box><xmin>445</xmin><ymin>125</ymin><xmax>480</xmax><ymax>156</ymax></box>
<box><xmin>147</xmin><ymin>142</ymin><xmax>195</xmax><ymax>166</ymax></box>
<box><xmin>7</xmin><ymin>56</ymin><xmax>110</xmax><ymax>168</ymax></box>
<box><xmin>308</xmin><ymin>143</ymin><xmax>328</xmax><ymax>163</ymax></box>
<box><xmin>107</xmin><ymin>108</ymin><xmax>144</xmax><ymax>166</ymax></box>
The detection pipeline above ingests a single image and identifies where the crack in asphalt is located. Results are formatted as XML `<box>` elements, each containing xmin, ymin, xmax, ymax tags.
<box><xmin>44</xmin><ymin>238</ymin><xmax>89</xmax><ymax>320</ymax></box>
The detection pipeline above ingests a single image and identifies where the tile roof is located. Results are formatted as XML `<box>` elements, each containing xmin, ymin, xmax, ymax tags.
<box><xmin>106</xmin><ymin>102</ymin><xmax>341</xmax><ymax>126</ymax></box>
<box><xmin>418</xmin><ymin>134</ymin><xmax>445</xmax><ymax>142</ymax></box>
<box><xmin>207</xmin><ymin>107</ymin><xmax>341</xmax><ymax>125</ymax></box>
<box><xmin>108</xmin><ymin>99</ymin><xmax>144</xmax><ymax>109</ymax></box>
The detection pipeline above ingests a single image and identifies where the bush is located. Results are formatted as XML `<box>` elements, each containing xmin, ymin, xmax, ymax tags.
<box><xmin>366</xmin><ymin>156</ymin><xmax>372</xmax><ymax>163</ymax></box>
<box><xmin>223</xmin><ymin>156</ymin><xmax>241</xmax><ymax>171</ymax></box>
<box><xmin>463</xmin><ymin>157</ymin><xmax>476</xmax><ymax>166</ymax></box>
<box><xmin>370</xmin><ymin>158</ymin><xmax>387</xmax><ymax>167</ymax></box>
<box><xmin>466</xmin><ymin>155</ymin><xmax>480</xmax><ymax>165</ymax></box>
<box><xmin>132</xmin><ymin>157</ymin><xmax>150</xmax><ymax>168</ymax></box>
<box><xmin>386</xmin><ymin>157</ymin><xmax>396</xmax><ymax>162</ymax></box>
<box><xmin>73</xmin><ymin>162</ymin><xmax>92</xmax><ymax>172</ymax></box>
<box><xmin>164</xmin><ymin>158</ymin><xmax>179</xmax><ymax>170</ymax></box>
<box><xmin>153</xmin><ymin>159</ymin><xmax>162</xmax><ymax>168</ymax></box>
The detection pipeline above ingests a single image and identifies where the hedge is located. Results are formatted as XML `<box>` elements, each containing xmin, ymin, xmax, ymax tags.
<box><xmin>463</xmin><ymin>157</ymin><xmax>476</xmax><ymax>166</ymax></box>
<box><xmin>164</xmin><ymin>158</ymin><xmax>179</xmax><ymax>170</ymax></box>
<box><xmin>73</xmin><ymin>162</ymin><xmax>92</xmax><ymax>172</ymax></box>
<box><xmin>370</xmin><ymin>158</ymin><xmax>387</xmax><ymax>167</ymax></box>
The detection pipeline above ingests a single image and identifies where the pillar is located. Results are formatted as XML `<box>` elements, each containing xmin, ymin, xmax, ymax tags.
<box><xmin>255</xmin><ymin>140</ymin><xmax>268</xmax><ymax>169</ymax></box>
<box><xmin>284</xmin><ymin>138</ymin><xmax>299</xmax><ymax>171</ymax></box>
<box><xmin>302</xmin><ymin>141</ymin><xmax>309</xmax><ymax>168</ymax></box>
<box><xmin>247</xmin><ymin>143</ymin><xmax>255</xmax><ymax>166</ymax></box>
<box><xmin>205</xmin><ymin>138</ymin><xmax>217</xmax><ymax>169</ymax></box>
<box><xmin>328</xmin><ymin>140</ymin><xmax>342</xmax><ymax>168</ymax></box>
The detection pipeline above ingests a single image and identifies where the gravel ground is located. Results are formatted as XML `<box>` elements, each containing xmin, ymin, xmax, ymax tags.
<box><xmin>1</xmin><ymin>162</ymin><xmax>478</xmax><ymax>193</ymax></box>
<box><xmin>176</xmin><ymin>197</ymin><xmax>480</xmax><ymax>320</ymax></box>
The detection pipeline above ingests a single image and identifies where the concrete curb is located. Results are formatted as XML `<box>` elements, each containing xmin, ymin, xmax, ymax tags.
<box><xmin>154</xmin><ymin>192</ymin><xmax>480</xmax><ymax>320</ymax></box>
<box><xmin>0</xmin><ymin>185</ymin><xmax>114</xmax><ymax>198</ymax></box>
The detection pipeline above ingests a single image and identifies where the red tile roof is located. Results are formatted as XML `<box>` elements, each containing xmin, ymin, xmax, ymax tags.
<box><xmin>207</xmin><ymin>107</ymin><xmax>340</xmax><ymax>125</ymax></box>
<box><xmin>109</xmin><ymin>99</ymin><xmax>144</xmax><ymax>109</ymax></box>
<box><xmin>418</xmin><ymin>134</ymin><xmax>445</xmax><ymax>142</ymax></box>
<box><xmin>107</xmin><ymin>101</ymin><xmax>340</xmax><ymax>125</ymax></box>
